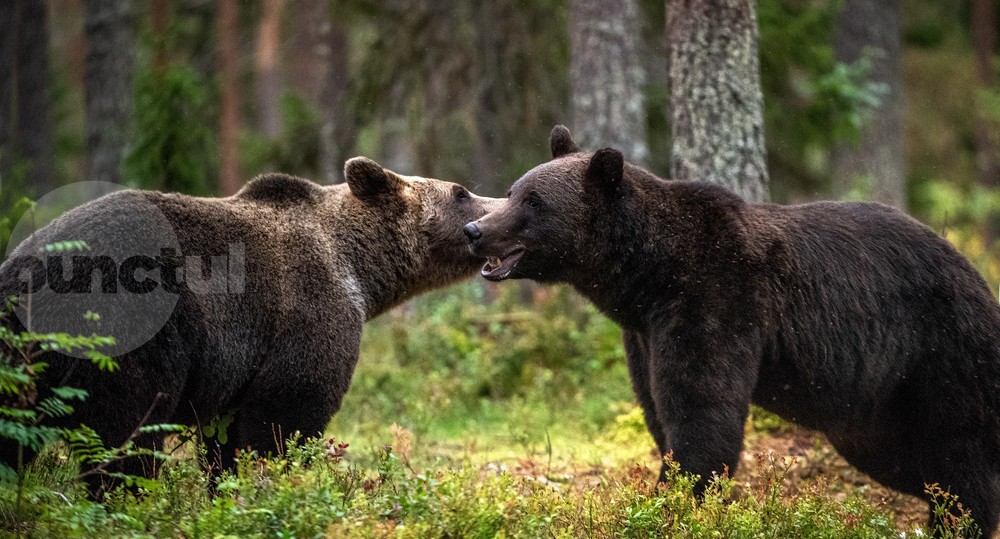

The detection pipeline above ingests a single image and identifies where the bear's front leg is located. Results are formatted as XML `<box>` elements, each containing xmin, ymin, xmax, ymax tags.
<box><xmin>647</xmin><ymin>327</ymin><xmax>759</xmax><ymax>493</ymax></box>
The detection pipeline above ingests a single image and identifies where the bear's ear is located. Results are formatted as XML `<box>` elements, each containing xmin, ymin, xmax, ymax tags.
<box><xmin>585</xmin><ymin>148</ymin><xmax>624</xmax><ymax>197</ymax></box>
<box><xmin>344</xmin><ymin>156</ymin><xmax>403</xmax><ymax>199</ymax></box>
<box><xmin>550</xmin><ymin>124</ymin><xmax>580</xmax><ymax>159</ymax></box>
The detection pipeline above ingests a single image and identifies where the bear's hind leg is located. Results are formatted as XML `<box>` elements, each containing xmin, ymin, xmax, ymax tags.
<box><xmin>624</xmin><ymin>330</ymin><xmax>668</xmax><ymax>477</ymax></box>
<box><xmin>74</xmin><ymin>389</ymin><xmax>181</xmax><ymax>498</ymax></box>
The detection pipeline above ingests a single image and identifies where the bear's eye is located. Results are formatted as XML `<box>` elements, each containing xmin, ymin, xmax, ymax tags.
<box><xmin>454</xmin><ymin>188</ymin><xmax>470</xmax><ymax>202</ymax></box>
<box><xmin>524</xmin><ymin>197</ymin><xmax>540</xmax><ymax>210</ymax></box>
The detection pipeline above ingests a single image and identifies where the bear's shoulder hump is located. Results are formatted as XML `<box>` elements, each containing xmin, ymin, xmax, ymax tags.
<box><xmin>236</xmin><ymin>173</ymin><xmax>324</xmax><ymax>205</ymax></box>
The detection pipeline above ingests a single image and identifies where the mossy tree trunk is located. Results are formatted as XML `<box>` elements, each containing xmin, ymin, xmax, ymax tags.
<box><xmin>84</xmin><ymin>0</ymin><xmax>132</xmax><ymax>186</ymax></box>
<box><xmin>570</xmin><ymin>0</ymin><xmax>650</xmax><ymax>167</ymax></box>
<box><xmin>832</xmin><ymin>0</ymin><xmax>905</xmax><ymax>208</ymax></box>
<box><xmin>666</xmin><ymin>0</ymin><xmax>769</xmax><ymax>202</ymax></box>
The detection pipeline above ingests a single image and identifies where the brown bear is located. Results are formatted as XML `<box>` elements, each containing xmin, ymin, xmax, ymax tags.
<box><xmin>464</xmin><ymin>125</ymin><xmax>1000</xmax><ymax>535</ymax></box>
<box><xmin>0</xmin><ymin>157</ymin><xmax>498</xmax><ymax>489</ymax></box>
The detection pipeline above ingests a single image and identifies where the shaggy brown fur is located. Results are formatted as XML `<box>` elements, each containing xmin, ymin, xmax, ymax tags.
<box><xmin>0</xmin><ymin>157</ymin><xmax>498</xmax><ymax>491</ymax></box>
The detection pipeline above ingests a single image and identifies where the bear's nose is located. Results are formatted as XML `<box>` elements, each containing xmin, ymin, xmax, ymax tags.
<box><xmin>463</xmin><ymin>222</ymin><xmax>482</xmax><ymax>241</ymax></box>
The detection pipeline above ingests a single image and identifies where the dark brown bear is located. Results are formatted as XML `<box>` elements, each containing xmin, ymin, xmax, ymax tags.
<box><xmin>465</xmin><ymin>125</ymin><xmax>1000</xmax><ymax>534</ymax></box>
<box><xmin>0</xmin><ymin>157</ymin><xmax>497</xmax><ymax>490</ymax></box>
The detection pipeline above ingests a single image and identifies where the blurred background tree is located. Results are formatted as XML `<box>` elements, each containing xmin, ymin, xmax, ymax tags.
<box><xmin>83</xmin><ymin>0</ymin><xmax>133</xmax><ymax>187</ymax></box>
<box><xmin>1</xmin><ymin>0</ymin><xmax>54</xmax><ymax>200</ymax></box>
<box><xmin>832</xmin><ymin>0</ymin><xmax>905</xmax><ymax>207</ymax></box>
<box><xmin>0</xmin><ymin>0</ymin><xmax>998</xmax><ymax>280</ymax></box>
<box><xmin>570</xmin><ymin>0</ymin><xmax>650</xmax><ymax>167</ymax></box>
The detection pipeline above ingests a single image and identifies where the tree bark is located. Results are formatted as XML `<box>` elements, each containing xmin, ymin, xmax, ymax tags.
<box><xmin>570</xmin><ymin>0</ymin><xmax>650</xmax><ymax>167</ymax></box>
<box><xmin>318</xmin><ymin>20</ymin><xmax>353</xmax><ymax>184</ymax></box>
<box><xmin>84</xmin><ymin>0</ymin><xmax>132</xmax><ymax>186</ymax></box>
<box><xmin>216</xmin><ymin>0</ymin><xmax>241</xmax><ymax>195</ymax></box>
<box><xmin>971</xmin><ymin>0</ymin><xmax>999</xmax><ymax>244</ymax></box>
<box><xmin>255</xmin><ymin>0</ymin><xmax>285</xmax><ymax>140</ymax></box>
<box><xmin>832</xmin><ymin>0</ymin><xmax>905</xmax><ymax>208</ymax></box>
<box><xmin>1</xmin><ymin>0</ymin><xmax>54</xmax><ymax>199</ymax></box>
<box><xmin>666</xmin><ymin>0</ymin><xmax>769</xmax><ymax>202</ymax></box>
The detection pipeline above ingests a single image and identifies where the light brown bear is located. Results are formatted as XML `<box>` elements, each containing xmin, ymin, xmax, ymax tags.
<box><xmin>0</xmin><ymin>157</ymin><xmax>497</xmax><ymax>491</ymax></box>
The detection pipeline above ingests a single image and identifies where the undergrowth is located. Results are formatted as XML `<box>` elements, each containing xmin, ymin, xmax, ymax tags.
<box><xmin>0</xmin><ymin>282</ymin><xmax>983</xmax><ymax>538</ymax></box>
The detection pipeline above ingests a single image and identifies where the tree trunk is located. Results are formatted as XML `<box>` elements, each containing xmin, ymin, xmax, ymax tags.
<box><xmin>255</xmin><ymin>0</ymin><xmax>285</xmax><ymax>140</ymax></box>
<box><xmin>1</xmin><ymin>0</ymin><xmax>54</xmax><ymax>199</ymax></box>
<box><xmin>570</xmin><ymin>0</ymin><xmax>649</xmax><ymax>167</ymax></box>
<box><xmin>286</xmin><ymin>0</ymin><xmax>355</xmax><ymax>183</ymax></box>
<box><xmin>832</xmin><ymin>0</ymin><xmax>905</xmax><ymax>208</ymax></box>
<box><xmin>472</xmin><ymin>0</ymin><xmax>503</xmax><ymax>196</ymax></box>
<box><xmin>666</xmin><ymin>0</ymin><xmax>769</xmax><ymax>202</ymax></box>
<box><xmin>216</xmin><ymin>0</ymin><xmax>241</xmax><ymax>195</ymax></box>
<box><xmin>318</xmin><ymin>20</ymin><xmax>353</xmax><ymax>184</ymax></box>
<box><xmin>286</xmin><ymin>0</ymin><xmax>326</xmax><ymax>105</ymax></box>
<box><xmin>971</xmin><ymin>0</ymin><xmax>999</xmax><ymax>243</ymax></box>
<box><xmin>84</xmin><ymin>0</ymin><xmax>132</xmax><ymax>186</ymax></box>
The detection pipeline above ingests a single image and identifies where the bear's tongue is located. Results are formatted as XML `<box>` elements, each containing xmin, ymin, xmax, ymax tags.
<box><xmin>482</xmin><ymin>250</ymin><xmax>524</xmax><ymax>280</ymax></box>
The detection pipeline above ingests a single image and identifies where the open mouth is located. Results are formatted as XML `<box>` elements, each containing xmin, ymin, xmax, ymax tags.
<box><xmin>481</xmin><ymin>248</ymin><xmax>525</xmax><ymax>281</ymax></box>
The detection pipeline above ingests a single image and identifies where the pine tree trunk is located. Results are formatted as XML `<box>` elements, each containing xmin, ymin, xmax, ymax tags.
<box><xmin>570</xmin><ymin>0</ymin><xmax>649</xmax><ymax>167</ymax></box>
<box><xmin>216</xmin><ymin>0</ymin><xmax>241</xmax><ymax>195</ymax></box>
<box><xmin>1</xmin><ymin>0</ymin><xmax>54</xmax><ymax>199</ymax></box>
<box><xmin>832</xmin><ymin>0</ymin><xmax>905</xmax><ymax>208</ymax></box>
<box><xmin>255</xmin><ymin>0</ymin><xmax>284</xmax><ymax>140</ymax></box>
<box><xmin>84</xmin><ymin>0</ymin><xmax>132</xmax><ymax>186</ymax></box>
<box><xmin>667</xmin><ymin>0</ymin><xmax>769</xmax><ymax>202</ymax></box>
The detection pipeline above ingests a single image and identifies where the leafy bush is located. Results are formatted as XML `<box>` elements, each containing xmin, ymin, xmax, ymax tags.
<box><xmin>0</xmin><ymin>241</ymin><xmax>186</xmax><ymax>534</ymax></box>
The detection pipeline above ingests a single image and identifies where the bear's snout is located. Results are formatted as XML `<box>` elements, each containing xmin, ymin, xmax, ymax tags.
<box><xmin>463</xmin><ymin>222</ymin><xmax>482</xmax><ymax>241</ymax></box>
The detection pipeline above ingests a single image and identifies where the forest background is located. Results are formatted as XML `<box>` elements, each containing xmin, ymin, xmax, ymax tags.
<box><xmin>1</xmin><ymin>0</ymin><xmax>999</xmax><ymax>537</ymax></box>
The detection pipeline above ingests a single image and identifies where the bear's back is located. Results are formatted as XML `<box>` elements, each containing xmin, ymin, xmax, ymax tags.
<box><xmin>234</xmin><ymin>173</ymin><xmax>326</xmax><ymax>207</ymax></box>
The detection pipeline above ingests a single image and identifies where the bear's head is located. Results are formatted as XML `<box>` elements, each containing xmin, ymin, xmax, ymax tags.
<box><xmin>342</xmin><ymin>156</ymin><xmax>500</xmax><ymax>311</ymax></box>
<box><xmin>463</xmin><ymin>125</ymin><xmax>632</xmax><ymax>283</ymax></box>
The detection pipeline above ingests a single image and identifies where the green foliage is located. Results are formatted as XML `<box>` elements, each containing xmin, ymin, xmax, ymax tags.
<box><xmin>0</xmin><ymin>268</ymin><xmax>185</xmax><ymax>534</ymax></box>
<box><xmin>343</xmin><ymin>283</ymin><xmax>629</xmax><ymax>448</ymax></box>
<box><xmin>124</xmin><ymin>61</ymin><xmax>217</xmax><ymax>194</ymax></box>
<box><xmin>9</xmin><ymin>436</ymin><xmax>962</xmax><ymax>538</ymax></box>
<box><xmin>0</xmin><ymin>290</ymin><xmax>119</xmax><ymax>481</ymax></box>
<box><xmin>350</xmin><ymin>0</ymin><xmax>569</xmax><ymax>193</ymax></box>
<box><xmin>759</xmin><ymin>0</ymin><xmax>889</xmax><ymax>199</ymax></box>
<box><xmin>0</xmin><ymin>198</ymin><xmax>34</xmax><ymax>257</ymax></box>
<box><xmin>240</xmin><ymin>92</ymin><xmax>322</xmax><ymax>178</ymax></box>
<box><xmin>202</xmin><ymin>411</ymin><xmax>234</xmax><ymax>445</ymax></box>
<box><xmin>925</xmin><ymin>483</ymin><xmax>982</xmax><ymax>538</ymax></box>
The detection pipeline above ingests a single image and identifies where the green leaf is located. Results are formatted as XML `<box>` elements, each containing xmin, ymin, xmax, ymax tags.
<box><xmin>51</xmin><ymin>386</ymin><xmax>89</xmax><ymax>401</ymax></box>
